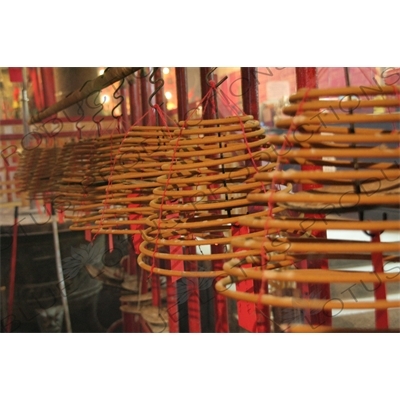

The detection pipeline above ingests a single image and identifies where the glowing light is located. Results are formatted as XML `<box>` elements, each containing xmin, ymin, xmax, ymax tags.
<box><xmin>165</xmin><ymin>91</ymin><xmax>172</xmax><ymax>100</ymax></box>
<box><xmin>99</xmin><ymin>69</ymin><xmax>105</xmax><ymax>75</ymax></box>
<box><xmin>102</xmin><ymin>94</ymin><xmax>110</xmax><ymax>103</ymax></box>
<box><xmin>163</xmin><ymin>67</ymin><xmax>170</xmax><ymax>75</ymax></box>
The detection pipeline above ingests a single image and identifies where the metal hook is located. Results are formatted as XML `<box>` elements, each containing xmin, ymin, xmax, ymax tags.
<box><xmin>148</xmin><ymin>67</ymin><xmax>164</xmax><ymax>109</ymax></box>
<box><xmin>83</xmin><ymin>91</ymin><xmax>104</xmax><ymax>137</ymax></box>
<box><xmin>62</xmin><ymin>99</ymin><xmax>86</xmax><ymax>140</ymax></box>
<box><xmin>206</xmin><ymin>67</ymin><xmax>217</xmax><ymax>82</ymax></box>
<box><xmin>111</xmin><ymin>78</ymin><xmax>125</xmax><ymax>119</ymax></box>
<box><xmin>206</xmin><ymin>67</ymin><xmax>228</xmax><ymax>88</ymax></box>
<box><xmin>85</xmin><ymin>91</ymin><xmax>104</xmax><ymax>124</ymax></box>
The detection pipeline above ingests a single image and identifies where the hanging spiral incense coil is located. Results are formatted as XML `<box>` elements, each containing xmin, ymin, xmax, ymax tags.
<box><xmin>15</xmin><ymin>147</ymin><xmax>42</xmax><ymax>195</ymax></box>
<box><xmin>15</xmin><ymin>148</ymin><xmax>41</xmax><ymax>204</ymax></box>
<box><xmin>55</xmin><ymin>140</ymin><xmax>109</xmax><ymax>225</ymax></box>
<box><xmin>217</xmin><ymin>85</ymin><xmax>400</xmax><ymax>331</ymax></box>
<box><xmin>262</xmin><ymin>85</ymin><xmax>400</xmax><ymax>179</ymax></box>
<box><xmin>64</xmin><ymin>125</ymin><xmax>179</xmax><ymax>233</ymax></box>
<box><xmin>55</xmin><ymin>135</ymin><xmax>148</xmax><ymax>228</ymax></box>
<box><xmin>137</xmin><ymin>115</ymin><xmax>289</xmax><ymax>278</ymax></box>
<box><xmin>250</xmin><ymin>84</ymin><xmax>400</xmax><ymax>212</ymax></box>
<box><xmin>15</xmin><ymin>147</ymin><xmax>63</xmax><ymax>202</ymax></box>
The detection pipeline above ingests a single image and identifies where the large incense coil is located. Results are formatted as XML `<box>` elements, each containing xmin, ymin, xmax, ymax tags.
<box><xmin>253</xmin><ymin>84</ymin><xmax>400</xmax><ymax>212</ymax></box>
<box><xmin>138</xmin><ymin>116</ymin><xmax>289</xmax><ymax>279</ymax></box>
<box><xmin>216</xmin><ymin>84</ymin><xmax>400</xmax><ymax>332</ymax></box>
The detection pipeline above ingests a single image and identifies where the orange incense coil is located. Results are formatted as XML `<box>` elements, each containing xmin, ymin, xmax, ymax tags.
<box><xmin>216</xmin><ymin>84</ymin><xmax>400</xmax><ymax>332</ymax></box>
<box><xmin>16</xmin><ymin>147</ymin><xmax>63</xmax><ymax>202</ymax></box>
<box><xmin>137</xmin><ymin>116</ymin><xmax>287</xmax><ymax>279</ymax></box>
<box><xmin>66</xmin><ymin>126</ymin><xmax>184</xmax><ymax>233</ymax></box>
<box><xmin>15</xmin><ymin>148</ymin><xmax>43</xmax><ymax>195</ymax></box>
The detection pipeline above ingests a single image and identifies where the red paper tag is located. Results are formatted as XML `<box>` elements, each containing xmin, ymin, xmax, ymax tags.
<box><xmin>58</xmin><ymin>210</ymin><xmax>65</xmax><ymax>224</ymax></box>
<box><xmin>231</xmin><ymin>223</ymin><xmax>257</xmax><ymax>332</ymax></box>
<box><xmin>108</xmin><ymin>234</ymin><xmax>114</xmax><ymax>253</ymax></box>
<box><xmin>170</xmin><ymin>245</ymin><xmax>184</xmax><ymax>283</ymax></box>
<box><xmin>45</xmin><ymin>203</ymin><xmax>52</xmax><ymax>216</ymax></box>
<box><xmin>236</xmin><ymin>280</ymin><xmax>257</xmax><ymax>332</ymax></box>
<box><xmin>85</xmin><ymin>229</ymin><xmax>91</xmax><ymax>242</ymax></box>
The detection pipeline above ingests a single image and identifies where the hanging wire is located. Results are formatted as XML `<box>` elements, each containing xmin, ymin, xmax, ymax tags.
<box><xmin>148</xmin><ymin>67</ymin><xmax>164</xmax><ymax>108</ymax></box>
